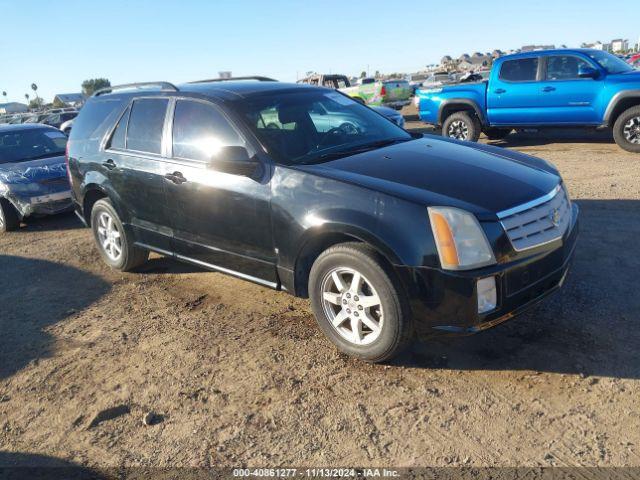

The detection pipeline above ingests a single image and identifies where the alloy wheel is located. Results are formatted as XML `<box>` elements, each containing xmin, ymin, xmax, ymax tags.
<box><xmin>623</xmin><ymin>116</ymin><xmax>640</xmax><ymax>144</ymax></box>
<box><xmin>96</xmin><ymin>211</ymin><xmax>123</xmax><ymax>262</ymax></box>
<box><xmin>448</xmin><ymin>120</ymin><xmax>469</xmax><ymax>140</ymax></box>
<box><xmin>320</xmin><ymin>267</ymin><xmax>384</xmax><ymax>346</ymax></box>
<box><xmin>0</xmin><ymin>210</ymin><xmax>4</xmax><ymax>229</ymax></box>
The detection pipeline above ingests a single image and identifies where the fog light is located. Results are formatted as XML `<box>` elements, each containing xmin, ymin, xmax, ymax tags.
<box><xmin>477</xmin><ymin>276</ymin><xmax>497</xmax><ymax>314</ymax></box>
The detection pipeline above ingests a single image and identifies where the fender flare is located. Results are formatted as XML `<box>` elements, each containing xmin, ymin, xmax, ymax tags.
<box><xmin>602</xmin><ymin>90</ymin><xmax>640</xmax><ymax>126</ymax></box>
<box><xmin>437</xmin><ymin>98</ymin><xmax>488</xmax><ymax>127</ymax></box>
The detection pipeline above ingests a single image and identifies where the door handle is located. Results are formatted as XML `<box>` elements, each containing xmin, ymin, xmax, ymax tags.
<box><xmin>494</xmin><ymin>88</ymin><xmax>506</xmax><ymax>94</ymax></box>
<box><xmin>542</xmin><ymin>86</ymin><xmax>556</xmax><ymax>92</ymax></box>
<box><xmin>164</xmin><ymin>171</ymin><xmax>187</xmax><ymax>184</ymax></box>
<box><xmin>102</xmin><ymin>159</ymin><xmax>116</xmax><ymax>170</ymax></box>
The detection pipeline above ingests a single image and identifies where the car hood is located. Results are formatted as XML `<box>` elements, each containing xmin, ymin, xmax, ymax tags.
<box><xmin>371</xmin><ymin>105</ymin><xmax>402</xmax><ymax>117</ymax></box>
<box><xmin>0</xmin><ymin>155</ymin><xmax>67</xmax><ymax>185</ymax></box>
<box><xmin>293</xmin><ymin>137</ymin><xmax>560</xmax><ymax>219</ymax></box>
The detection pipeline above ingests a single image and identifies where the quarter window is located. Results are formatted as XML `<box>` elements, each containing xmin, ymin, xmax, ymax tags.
<box><xmin>126</xmin><ymin>98</ymin><xmax>168</xmax><ymax>154</ymax></box>
<box><xmin>499</xmin><ymin>58</ymin><xmax>539</xmax><ymax>82</ymax></box>
<box><xmin>546</xmin><ymin>55</ymin><xmax>592</xmax><ymax>80</ymax></box>
<box><xmin>107</xmin><ymin>105</ymin><xmax>130</xmax><ymax>150</ymax></box>
<box><xmin>172</xmin><ymin>100</ymin><xmax>243</xmax><ymax>162</ymax></box>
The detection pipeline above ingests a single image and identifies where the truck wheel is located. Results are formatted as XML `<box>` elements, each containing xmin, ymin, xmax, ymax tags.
<box><xmin>613</xmin><ymin>105</ymin><xmax>640</xmax><ymax>153</ymax></box>
<box><xmin>308</xmin><ymin>242</ymin><xmax>414</xmax><ymax>362</ymax></box>
<box><xmin>0</xmin><ymin>198</ymin><xmax>20</xmax><ymax>233</ymax></box>
<box><xmin>90</xmin><ymin>198</ymin><xmax>149</xmax><ymax>271</ymax></box>
<box><xmin>483</xmin><ymin>128</ymin><xmax>512</xmax><ymax>140</ymax></box>
<box><xmin>442</xmin><ymin>111</ymin><xmax>481</xmax><ymax>142</ymax></box>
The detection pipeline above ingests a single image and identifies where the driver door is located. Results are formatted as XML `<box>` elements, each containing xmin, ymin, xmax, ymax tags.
<box><xmin>162</xmin><ymin>98</ymin><xmax>277</xmax><ymax>286</ymax></box>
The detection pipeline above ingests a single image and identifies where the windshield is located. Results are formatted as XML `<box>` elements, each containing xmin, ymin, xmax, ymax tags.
<box><xmin>586</xmin><ymin>50</ymin><xmax>634</xmax><ymax>74</ymax></box>
<box><xmin>239</xmin><ymin>90</ymin><xmax>411</xmax><ymax>165</ymax></box>
<box><xmin>0</xmin><ymin>128</ymin><xmax>67</xmax><ymax>164</ymax></box>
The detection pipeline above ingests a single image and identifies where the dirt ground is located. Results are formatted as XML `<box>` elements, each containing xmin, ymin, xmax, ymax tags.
<box><xmin>1</xmin><ymin>105</ymin><xmax>639</xmax><ymax>472</ymax></box>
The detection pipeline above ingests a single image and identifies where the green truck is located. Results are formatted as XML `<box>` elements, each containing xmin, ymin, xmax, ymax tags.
<box><xmin>297</xmin><ymin>74</ymin><xmax>412</xmax><ymax>110</ymax></box>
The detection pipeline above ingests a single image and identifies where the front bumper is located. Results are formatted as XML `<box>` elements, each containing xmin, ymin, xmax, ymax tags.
<box><xmin>398</xmin><ymin>203</ymin><xmax>579</xmax><ymax>337</ymax></box>
<box><xmin>4</xmin><ymin>189</ymin><xmax>72</xmax><ymax>218</ymax></box>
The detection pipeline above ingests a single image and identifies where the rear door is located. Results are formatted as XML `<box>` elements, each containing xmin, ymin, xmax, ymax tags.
<box><xmin>162</xmin><ymin>98</ymin><xmax>277</xmax><ymax>285</ymax></box>
<box><xmin>486</xmin><ymin>56</ymin><xmax>543</xmax><ymax>125</ymax></box>
<box><xmin>534</xmin><ymin>54</ymin><xmax>602</xmax><ymax>124</ymax></box>
<box><xmin>103</xmin><ymin>97</ymin><xmax>172</xmax><ymax>251</ymax></box>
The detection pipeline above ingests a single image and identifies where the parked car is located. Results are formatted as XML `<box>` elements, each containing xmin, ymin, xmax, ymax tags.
<box><xmin>370</xmin><ymin>105</ymin><xmax>405</xmax><ymax>128</ymax></box>
<box><xmin>0</xmin><ymin>124</ymin><xmax>72</xmax><ymax>232</ymax></box>
<box><xmin>42</xmin><ymin>111</ymin><xmax>78</xmax><ymax>129</ymax></box>
<box><xmin>298</xmin><ymin>74</ymin><xmax>412</xmax><ymax>110</ymax></box>
<box><xmin>415</xmin><ymin>49</ymin><xmax>640</xmax><ymax>152</ymax></box>
<box><xmin>67</xmin><ymin>79</ymin><xmax>579</xmax><ymax>362</ymax></box>
<box><xmin>22</xmin><ymin>113</ymin><xmax>51</xmax><ymax>124</ymax></box>
<box><xmin>59</xmin><ymin>118</ymin><xmax>74</xmax><ymax>135</ymax></box>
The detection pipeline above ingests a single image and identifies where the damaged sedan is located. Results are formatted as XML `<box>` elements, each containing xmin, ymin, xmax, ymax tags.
<box><xmin>0</xmin><ymin>124</ymin><xmax>72</xmax><ymax>232</ymax></box>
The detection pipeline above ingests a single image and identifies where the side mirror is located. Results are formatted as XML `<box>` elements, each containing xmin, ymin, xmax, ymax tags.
<box><xmin>208</xmin><ymin>146</ymin><xmax>260</xmax><ymax>177</ymax></box>
<box><xmin>578</xmin><ymin>66</ymin><xmax>599</xmax><ymax>79</ymax></box>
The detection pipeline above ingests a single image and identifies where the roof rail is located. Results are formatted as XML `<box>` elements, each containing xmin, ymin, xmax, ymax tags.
<box><xmin>93</xmin><ymin>82</ymin><xmax>179</xmax><ymax>97</ymax></box>
<box><xmin>187</xmin><ymin>76</ymin><xmax>277</xmax><ymax>84</ymax></box>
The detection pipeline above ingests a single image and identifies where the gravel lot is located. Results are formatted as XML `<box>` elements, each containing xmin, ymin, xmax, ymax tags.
<box><xmin>1</xmin><ymin>106</ymin><xmax>639</xmax><ymax>472</ymax></box>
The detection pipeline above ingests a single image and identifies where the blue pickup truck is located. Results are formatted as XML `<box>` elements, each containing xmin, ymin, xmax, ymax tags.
<box><xmin>415</xmin><ymin>49</ymin><xmax>640</xmax><ymax>152</ymax></box>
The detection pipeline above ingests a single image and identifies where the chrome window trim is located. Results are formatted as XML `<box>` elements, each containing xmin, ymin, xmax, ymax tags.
<box><xmin>496</xmin><ymin>184</ymin><xmax>561</xmax><ymax>220</ymax></box>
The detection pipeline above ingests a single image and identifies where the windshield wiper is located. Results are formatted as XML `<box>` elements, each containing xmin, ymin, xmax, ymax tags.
<box><xmin>301</xmin><ymin>138</ymin><xmax>410</xmax><ymax>164</ymax></box>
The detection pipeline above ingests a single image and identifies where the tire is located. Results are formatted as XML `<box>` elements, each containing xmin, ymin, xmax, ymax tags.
<box><xmin>483</xmin><ymin>128</ymin><xmax>512</xmax><ymax>140</ymax></box>
<box><xmin>612</xmin><ymin>105</ymin><xmax>640</xmax><ymax>153</ymax></box>
<box><xmin>90</xmin><ymin>198</ymin><xmax>149</xmax><ymax>271</ymax></box>
<box><xmin>0</xmin><ymin>198</ymin><xmax>20</xmax><ymax>233</ymax></box>
<box><xmin>308</xmin><ymin>242</ymin><xmax>414</xmax><ymax>362</ymax></box>
<box><xmin>442</xmin><ymin>111</ymin><xmax>481</xmax><ymax>142</ymax></box>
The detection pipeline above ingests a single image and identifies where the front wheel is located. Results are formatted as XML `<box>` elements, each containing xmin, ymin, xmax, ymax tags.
<box><xmin>0</xmin><ymin>198</ymin><xmax>20</xmax><ymax>233</ymax></box>
<box><xmin>90</xmin><ymin>198</ymin><xmax>149</xmax><ymax>271</ymax></box>
<box><xmin>613</xmin><ymin>105</ymin><xmax>640</xmax><ymax>153</ymax></box>
<box><xmin>442</xmin><ymin>111</ymin><xmax>481</xmax><ymax>142</ymax></box>
<box><xmin>309</xmin><ymin>243</ymin><xmax>414</xmax><ymax>362</ymax></box>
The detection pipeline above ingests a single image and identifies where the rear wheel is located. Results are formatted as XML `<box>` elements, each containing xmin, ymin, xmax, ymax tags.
<box><xmin>442</xmin><ymin>111</ymin><xmax>481</xmax><ymax>142</ymax></box>
<box><xmin>90</xmin><ymin>199</ymin><xmax>149</xmax><ymax>271</ymax></box>
<box><xmin>613</xmin><ymin>105</ymin><xmax>640</xmax><ymax>153</ymax></box>
<box><xmin>0</xmin><ymin>198</ymin><xmax>20</xmax><ymax>233</ymax></box>
<box><xmin>483</xmin><ymin>128</ymin><xmax>512</xmax><ymax>140</ymax></box>
<box><xmin>309</xmin><ymin>243</ymin><xmax>414</xmax><ymax>362</ymax></box>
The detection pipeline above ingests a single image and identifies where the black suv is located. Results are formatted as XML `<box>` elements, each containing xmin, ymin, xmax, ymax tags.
<box><xmin>67</xmin><ymin>79</ymin><xmax>579</xmax><ymax>362</ymax></box>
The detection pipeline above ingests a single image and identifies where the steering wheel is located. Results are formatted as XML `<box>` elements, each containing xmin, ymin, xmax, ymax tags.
<box><xmin>316</xmin><ymin>123</ymin><xmax>359</xmax><ymax>149</ymax></box>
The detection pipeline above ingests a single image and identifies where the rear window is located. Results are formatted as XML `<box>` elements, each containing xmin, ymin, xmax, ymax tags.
<box><xmin>499</xmin><ymin>58</ymin><xmax>539</xmax><ymax>82</ymax></box>
<box><xmin>125</xmin><ymin>98</ymin><xmax>168</xmax><ymax>154</ymax></box>
<box><xmin>70</xmin><ymin>98</ymin><xmax>123</xmax><ymax>140</ymax></box>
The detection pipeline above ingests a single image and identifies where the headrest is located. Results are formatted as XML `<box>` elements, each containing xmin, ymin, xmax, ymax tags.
<box><xmin>278</xmin><ymin>104</ymin><xmax>308</xmax><ymax>124</ymax></box>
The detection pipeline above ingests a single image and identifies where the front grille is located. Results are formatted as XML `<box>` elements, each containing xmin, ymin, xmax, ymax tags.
<box><xmin>498</xmin><ymin>184</ymin><xmax>571</xmax><ymax>251</ymax></box>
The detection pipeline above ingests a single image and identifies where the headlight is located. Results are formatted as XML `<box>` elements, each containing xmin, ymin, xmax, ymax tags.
<box><xmin>428</xmin><ymin>207</ymin><xmax>496</xmax><ymax>270</ymax></box>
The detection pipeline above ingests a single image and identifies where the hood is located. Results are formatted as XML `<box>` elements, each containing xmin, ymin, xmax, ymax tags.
<box><xmin>606</xmin><ymin>70</ymin><xmax>640</xmax><ymax>84</ymax></box>
<box><xmin>293</xmin><ymin>138</ymin><xmax>560</xmax><ymax>219</ymax></box>
<box><xmin>0</xmin><ymin>155</ymin><xmax>67</xmax><ymax>185</ymax></box>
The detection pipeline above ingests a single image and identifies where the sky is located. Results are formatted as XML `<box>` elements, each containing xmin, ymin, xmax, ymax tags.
<box><xmin>1</xmin><ymin>0</ymin><xmax>638</xmax><ymax>103</ymax></box>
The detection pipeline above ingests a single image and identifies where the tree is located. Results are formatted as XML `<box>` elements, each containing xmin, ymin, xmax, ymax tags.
<box><xmin>29</xmin><ymin>99</ymin><xmax>43</xmax><ymax>109</ymax></box>
<box><xmin>374</xmin><ymin>70</ymin><xmax>380</xmax><ymax>79</ymax></box>
<box><xmin>53</xmin><ymin>97</ymin><xmax>66</xmax><ymax>108</ymax></box>
<box><xmin>360</xmin><ymin>71</ymin><xmax>367</xmax><ymax>79</ymax></box>
<box><xmin>81</xmin><ymin>78</ymin><xmax>111</xmax><ymax>96</ymax></box>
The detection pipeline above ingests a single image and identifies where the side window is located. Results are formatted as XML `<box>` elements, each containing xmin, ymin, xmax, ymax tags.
<box><xmin>546</xmin><ymin>56</ymin><xmax>592</xmax><ymax>80</ymax></box>
<box><xmin>172</xmin><ymin>100</ymin><xmax>243</xmax><ymax>162</ymax></box>
<box><xmin>107</xmin><ymin>105</ymin><xmax>130</xmax><ymax>150</ymax></box>
<box><xmin>126</xmin><ymin>98</ymin><xmax>168</xmax><ymax>154</ymax></box>
<box><xmin>499</xmin><ymin>58</ymin><xmax>539</xmax><ymax>82</ymax></box>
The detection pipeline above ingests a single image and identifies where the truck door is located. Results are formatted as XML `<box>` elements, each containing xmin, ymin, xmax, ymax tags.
<box><xmin>486</xmin><ymin>56</ymin><xmax>544</xmax><ymax>125</ymax></box>
<box><xmin>534</xmin><ymin>54</ymin><xmax>602</xmax><ymax>124</ymax></box>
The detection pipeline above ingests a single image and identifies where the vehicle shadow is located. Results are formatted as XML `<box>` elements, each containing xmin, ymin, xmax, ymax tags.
<box><xmin>0</xmin><ymin>451</ymin><xmax>107</xmax><ymax>479</ymax></box>
<box><xmin>486</xmin><ymin>128</ymin><xmax>615</xmax><ymax>147</ymax></box>
<box><xmin>394</xmin><ymin>199</ymin><xmax>640</xmax><ymax>379</ymax></box>
<box><xmin>21</xmin><ymin>211</ymin><xmax>83</xmax><ymax>233</ymax></box>
<box><xmin>0</xmin><ymin>255</ymin><xmax>110</xmax><ymax>380</ymax></box>
<box><xmin>137</xmin><ymin>255</ymin><xmax>204</xmax><ymax>275</ymax></box>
